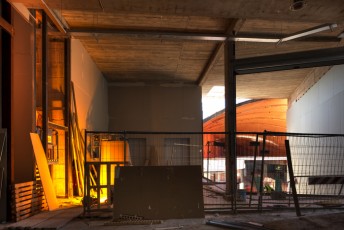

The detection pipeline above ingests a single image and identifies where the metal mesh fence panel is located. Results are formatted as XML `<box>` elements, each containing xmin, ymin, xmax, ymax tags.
<box><xmin>83</xmin><ymin>131</ymin><xmax>344</xmax><ymax>213</ymax></box>
<box><xmin>288</xmin><ymin>134</ymin><xmax>344</xmax><ymax>208</ymax></box>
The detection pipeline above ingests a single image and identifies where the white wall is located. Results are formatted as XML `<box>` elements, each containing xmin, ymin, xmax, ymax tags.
<box><xmin>108</xmin><ymin>85</ymin><xmax>203</xmax><ymax>132</ymax></box>
<box><xmin>287</xmin><ymin>65</ymin><xmax>344</xmax><ymax>134</ymax></box>
<box><xmin>71</xmin><ymin>39</ymin><xmax>108</xmax><ymax>131</ymax></box>
<box><xmin>287</xmin><ymin>65</ymin><xmax>344</xmax><ymax>195</ymax></box>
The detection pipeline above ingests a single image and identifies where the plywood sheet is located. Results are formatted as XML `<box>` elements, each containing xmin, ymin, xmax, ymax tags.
<box><xmin>30</xmin><ymin>133</ymin><xmax>59</xmax><ymax>210</ymax></box>
<box><xmin>113</xmin><ymin>166</ymin><xmax>204</xmax><ymax>220</ymax></box>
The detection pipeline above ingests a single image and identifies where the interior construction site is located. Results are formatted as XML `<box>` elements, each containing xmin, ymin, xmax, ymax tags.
<box><xmin>1</xmin><ymin>0</ymin><xmax>344</xmax><ymax>229</ymax></box>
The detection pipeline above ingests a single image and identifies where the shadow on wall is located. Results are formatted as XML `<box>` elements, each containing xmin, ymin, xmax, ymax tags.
<box><xmin>85</xmin><ymin>77</ymin><xmax>108</xmax><ymax>132</ymax></box>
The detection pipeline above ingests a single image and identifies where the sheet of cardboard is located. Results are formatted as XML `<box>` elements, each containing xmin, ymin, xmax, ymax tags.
<box><xmin>30</xmin><ymin>133</ymin><xmax>59</xmax><ymax>210</ymax></box>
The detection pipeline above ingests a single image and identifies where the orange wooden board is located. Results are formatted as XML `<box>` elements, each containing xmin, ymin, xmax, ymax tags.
<box><xmin>30</xmin><ymin>133</ymin><xmax>59</xmax><ymax>211</ymax></box>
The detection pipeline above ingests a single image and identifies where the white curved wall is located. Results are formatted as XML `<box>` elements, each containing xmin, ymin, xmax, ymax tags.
<box><xmin>287</xmin><ymin>65</ymin><xmax>344</xmax><ymax>134</ymax></box>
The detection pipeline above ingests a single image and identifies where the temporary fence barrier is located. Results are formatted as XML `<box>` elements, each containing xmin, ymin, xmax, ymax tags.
<box><xmin>83</xmin><ymin>131</ymin><xmax>344</xmax><ymax>214</ymax></box>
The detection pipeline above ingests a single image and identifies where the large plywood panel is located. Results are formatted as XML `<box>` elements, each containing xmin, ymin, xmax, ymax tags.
<box><xmin>113</xmin><ymin>166</ymin><xmax>204</xmax><ymax>220</ymax></box>
<box><xmin>30</xmin><ymin>133</ymin><xmax>59</xmax><ymax>210</ymax></box>
<box><xmin>12</xmin><ymin>8</ymin><xmax>35</xmax><ymax>183</ymax></box>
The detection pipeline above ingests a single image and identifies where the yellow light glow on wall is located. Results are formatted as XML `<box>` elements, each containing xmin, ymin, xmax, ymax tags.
<box><xmin>53</xmin><ymin>164</ymin><xmax>65</xmax><ymax>196</ymax></box>
<box><xmin>98</xmin><ymin>140</ymin><xmax>131</xmax><ymax>203</ymax></box>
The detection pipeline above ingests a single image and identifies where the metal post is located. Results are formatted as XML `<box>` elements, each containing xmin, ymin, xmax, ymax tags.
<box><xmin>107</xmin><ymin>163</ymin><xmax>111</xmax><ymax>204</ymax></box>
<box><xmin>31</xmin><ymin>10</ymin><xmax>37</xmax><ymax>135</ymax></box>
<box><xmin>84</xmin><ymin>130</ymin><xmax>88</xmax><ymax>208</ymax></box>
<box><xmin>249</xmin><ymin>134</ymin><xmax>259</xmax><ymax>207</ymax></box>
<box><xmin>64</xmin><ymin>38</ymin><xmax>71</xmax><ymax>197</ymax></box>
<box><xmin>285</xmin><ymin>139</ymin><xmax>301</xmax><ymax>216</ymax></box>
<box><xmin>123</xmin><ymin>131</ymin><xmax>127</xmax><ymax>165</ymax></box>
<box><xmin>224</xmin><ymin>40</ymin><xmax>236</xmax><ymax>210</ymax></box>
<box><xmin>207</xmin><ymin>141</ymin><xmax>210</xmax><ymax>180</ymax></box>
<box><xmin>84</xmin><ymin>162</ymin><xmax>89</xmax><ymax>213</ymax></box>
<box><xmin>258</xmin><ymin>131</ymin><xmax>267</xmax><ymax>211</ymax></box>
<box><xmin>42</xmin><ymin>11</ymin><xmax>48</xmax><ymax>152</ymax></box>
<box><xmin>96</xmin><ymin>163</ymin><xmax>101</xmax><ymax>209</ymax></box>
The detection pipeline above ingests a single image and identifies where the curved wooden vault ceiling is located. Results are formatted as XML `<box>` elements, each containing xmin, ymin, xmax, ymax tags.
<box><xmin>13</xmin><ymin>0</ymin><xmax>344</xmax><ymax>100</ymax></box>
<box><xmin>203</xmin><ymin>99</ymin><xmax>288</xmax><ymax>133</ymax></box>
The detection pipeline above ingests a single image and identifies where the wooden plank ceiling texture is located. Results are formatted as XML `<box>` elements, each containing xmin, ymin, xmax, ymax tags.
<box><xmin>41</xmin><ymin>0</ymin><xmax>344</xmax><ymax>99</ymax></box>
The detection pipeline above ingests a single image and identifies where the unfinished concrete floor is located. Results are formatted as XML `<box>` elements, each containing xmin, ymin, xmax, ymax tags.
<box><xmin>61</xmin><ymin>209</ymin><xmax>344</xmax><ymax>230</ymax></box>
<box><xmin>2</xmin><ymin>207</ymin><xmax>344</xmax><ymax>229</ymax></box>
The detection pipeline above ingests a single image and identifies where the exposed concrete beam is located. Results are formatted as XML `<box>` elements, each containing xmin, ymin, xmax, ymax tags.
<box><xmin>197</xmin><ymin>42</ymin><xmax>224</xmax><ymax>86</ymax></box>
<box><xmin>68</xmin><ymin>27</ymin><xmax>340</xmax><ymax>43</ymax></box>
<box><xmin>40</xmin><ymin>0</ymin><xmax>65</xmax><ymax>33</ymax></box>
<box><xmin>197</xmin><ymin>19</ymin><xmax>245</xmax><ymax>86</ymax></box>
<box><xmin>70</xmin><ymin>28</ymin><xmax>228</xmax><ymax>41</ymax></box>
<box><xmin>7</xmin><ymin>0</ymin><xmax>66</xmax><ymax>34</ymax></box>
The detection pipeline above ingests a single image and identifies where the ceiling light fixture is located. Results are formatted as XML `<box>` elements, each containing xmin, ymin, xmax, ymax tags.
<box><xmin>233</xmin><ymin>37</ymin><xmax>279</xmax><ymax>43</ymax></box>
<box><xmin>338</xmin><ymin>31</ymin><xmax>344</xmax><ymax>39</ymax></box>
<box><xmin>290</xmin><ymin>0</ymin><xmax>307</xmax><ymax>11</ymax></box>
<box><xmin>277</xmin><ymin>23</ymin><xmax>337</xmax><ymax>44</ymax></box>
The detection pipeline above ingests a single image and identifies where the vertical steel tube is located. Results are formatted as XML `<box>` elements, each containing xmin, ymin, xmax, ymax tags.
<box><xmin>224</xmin><ymin>40</ymin><xmax>236</xmax><ymax>210</ymax></box>
<box><xmin>249</xmin><ymin>134</ymin><xmax>259</xmax><ymax>207</ymax></box>
<box><xmin>64</xmin><ymin>38</ymin><xmax>71</xmax><ymax>197</ymax></box>
<box><xmin>285</xmin><ymin>139</ymin><xmax>301</xmax><ymax>216</ymax></box>
<box><xmin>84</xmin><ymin>130</ymin><xmax>88</xmax><ymax>212</ymax></box>
<box><xmin>123</xmin><ymin>132</ymin><xmax>127</xmax><ymax>165</ymax></box>
<box><xmin>207</xmin><ymin>141</ymin><xmax>210</xmax><ymax>180</ymax></box>
<box><xmin>31</xmin><ymin>10</ymin><xmax>37</xmax><ymax>134</ymax></box>
<box><xmin>258</xmin><ymin>131</ymin><xmax>267</xmax><ymax>211</ymax></box>
<box><xmin>42</xmin><ymin>11</ymin><xmax>48</xmax><ymax>152</ymax></box>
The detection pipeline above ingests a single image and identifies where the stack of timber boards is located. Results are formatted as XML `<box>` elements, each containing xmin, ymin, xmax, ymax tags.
<box><xmin>6</xmin><ymin>206</ymin><xmax>83</xmax><ymax>230</ymax></box>
<box><xmin>11</xmin><ymin>181</ymin><xmax>47</xmax><ymax>221</ymax></box>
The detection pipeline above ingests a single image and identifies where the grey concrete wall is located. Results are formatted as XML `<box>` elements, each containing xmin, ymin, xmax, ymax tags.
<box><xmin>108</xmin><ymin>85</ymin><xmax>203</xmax><ymax>132</ymax></box>
<box><xmin>12</xmin><ymin>10</ymin><xmax>35</xmax><ymax>183</ymax></box>
<box><xmin>71</xmin><ymin>39</ymin><xmax>108</xmax><ymax>131</ymax></box>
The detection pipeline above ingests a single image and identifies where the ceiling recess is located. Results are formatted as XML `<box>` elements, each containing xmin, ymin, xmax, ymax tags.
<box><xmin>290</xmin><ymin>0</ymin><xmax>307</xmax><ymax>11</ymax></box>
